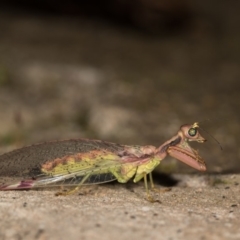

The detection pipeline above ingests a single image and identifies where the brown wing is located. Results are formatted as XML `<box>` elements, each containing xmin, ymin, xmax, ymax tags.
<box><xmin>0</xmin><ymin>138</ymin><xmax>125</xmax><ymax>179</ymax></box>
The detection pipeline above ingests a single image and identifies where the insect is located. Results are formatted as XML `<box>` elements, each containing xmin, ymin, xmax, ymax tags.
<box><xmin>0</xmin><ymin>122</ymin><xmax>206</xmax><ymax>201</ymax></box>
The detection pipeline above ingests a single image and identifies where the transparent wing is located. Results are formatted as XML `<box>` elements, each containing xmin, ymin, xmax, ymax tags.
<box><xmin>0</xmin><ymin>157</ymin><xmax>144</xmax><ymax>190</ymax></box>
<box><xmin>33</xmin><ymin>158</ymin><xmax>125</xmax><ymax>187</ymax></box>
<box><xmin>0</xmin><ymin>139</ymin><xmax>146</xmax><ymax>190</ymax></box>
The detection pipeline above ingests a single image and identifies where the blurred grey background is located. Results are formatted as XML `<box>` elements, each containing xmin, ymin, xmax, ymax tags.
<box><xmin>0</xmin><ymin>0</ymin><xmax>239</xmax><ymax>173</ymax></box>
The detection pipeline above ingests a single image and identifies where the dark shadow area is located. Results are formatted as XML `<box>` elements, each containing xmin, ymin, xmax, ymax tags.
<box><xmin>96</xmin><ymin>172</ymin><xmax>179</xmax><ymax>188</ymax></box>
<box><xmin>0</xmin><ymin>0</ymin><xmax>192</xmax><ymax>34</ymax></box>
<box><xmin>151</xmin><ymin>172</ymin><xmax>179</xmax><ymax>187</ymax></box>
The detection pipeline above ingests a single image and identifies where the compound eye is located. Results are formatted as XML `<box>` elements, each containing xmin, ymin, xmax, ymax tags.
<box><xmin>188</xmin><ymin>127</ymin><xmax>197</xmax><ymax>137</ymax></box>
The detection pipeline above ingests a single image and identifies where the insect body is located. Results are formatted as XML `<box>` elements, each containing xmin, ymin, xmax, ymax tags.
<box><xmin>0</xmin><ymin>122</ymin><xmax>206</xmax><ymax>200</ymax></box>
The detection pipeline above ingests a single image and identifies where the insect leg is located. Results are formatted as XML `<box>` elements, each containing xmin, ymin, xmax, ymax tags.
<box><xmin>149</xmin><ymin>172</ymin><xmax>155</xmax><ymax>189</ymax></box>
<box><xmin>143</xmin><ymin>173</ymin><xmax>149</xmax><ymax>195</ymax></box>
<box><xmin>143</xmin><ymin>173</ymin><xmax>158</xmax><ymax>203</ymax></box>
<box><xmin>149</xmin><ymin>172</ymin><xmax>171</xmax><ymax>194</ymax></box>
<box><xmin>55</xmin><ymin>173</ymin><xmax>91</xmax><ymax>196</ymax></box>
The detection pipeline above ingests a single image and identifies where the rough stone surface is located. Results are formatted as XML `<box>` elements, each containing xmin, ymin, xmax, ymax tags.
<box><xmin>0</xmin><ymin>174</ymin><xmax>239</xmax><ymax>240</ymax></box>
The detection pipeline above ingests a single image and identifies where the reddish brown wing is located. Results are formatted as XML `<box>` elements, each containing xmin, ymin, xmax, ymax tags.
<box><xmin>0</xmin><ymin>139</ymin><xmax>152</xmax><ymax>190</ymax></box>
<box><xmin>0</xmin><ymin>139</ymin><xmax>126</xmax><ymax>187</ymax></box>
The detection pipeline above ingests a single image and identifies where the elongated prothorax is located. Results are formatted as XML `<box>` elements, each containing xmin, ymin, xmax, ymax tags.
<box><xmin>155</xmin><ymin>123</ymin><xmax>206</xmax><ymax>171</ymax></box>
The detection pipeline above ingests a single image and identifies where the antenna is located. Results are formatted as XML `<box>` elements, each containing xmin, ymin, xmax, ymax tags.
<box><xmin>199</xmin><ymin>126</ymin><xmax>223</xmax><ymax>150</ymax></box>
